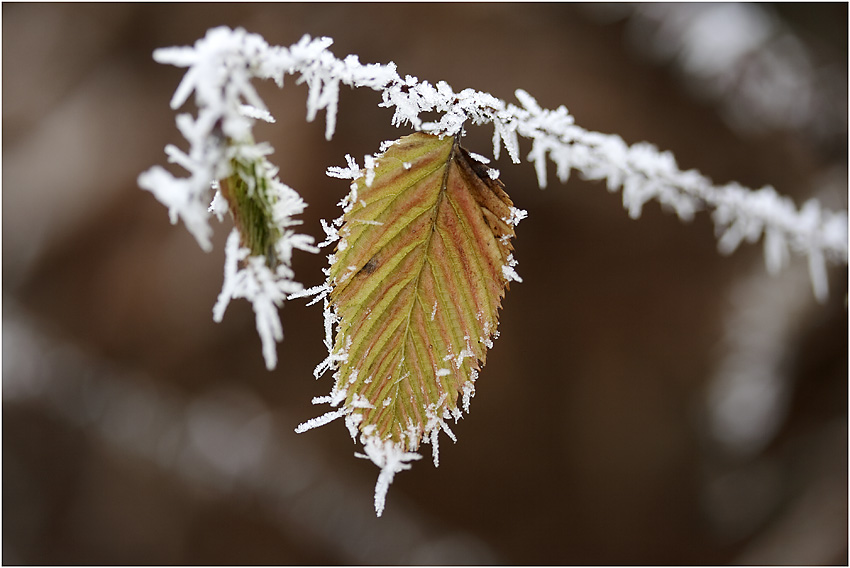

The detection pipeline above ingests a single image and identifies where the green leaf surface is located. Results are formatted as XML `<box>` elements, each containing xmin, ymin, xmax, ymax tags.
<box><xmin>328</xmin><ymin>132</ymin><xmax>517</xmax><ymax>450</ymax></box>
<box><xmin>219</xmin><ymin>152</ymin><xmax>281</xmax><ymax>266</ymax></box>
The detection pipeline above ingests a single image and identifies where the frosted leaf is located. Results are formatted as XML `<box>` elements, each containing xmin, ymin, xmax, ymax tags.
<box><xmin>303</xmin><ymin>133</ymin><xmax>519</xmax><ymax>516</ymax></box>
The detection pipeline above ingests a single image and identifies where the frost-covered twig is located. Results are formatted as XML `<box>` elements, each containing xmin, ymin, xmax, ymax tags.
<box><xmin>140</xmin><ymin>26</ymin><xmax>846</xmax><ymax>515</ymax></box>
<box><xmin>144</xmin><ymin>26</ymin><xmax>844</xmax><ymax>304</ymax></box>
<box><xmin>138</xmin><ymin>27</ymin><xmax>318</xmax><ymax>370</ymax></box>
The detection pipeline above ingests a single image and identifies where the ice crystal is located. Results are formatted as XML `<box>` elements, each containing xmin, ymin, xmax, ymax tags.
<box><xmin>502</xmin><ymin>253</ymin><xmax>523</xmax><ymax>283</ymax></box>
<box><xmin>294</xmin><ymin>407</ymin><xmax>348</xmax><ymax>434</ymax></box>
<box><xmin>213</xmin><ymin>230</ymin><xmax>310</xmax><ymax>370</ymax></box>
<box><xmin>355</xmin><ymin>435</ymin><xmax>422</xmax><ymax>517</ymax></box>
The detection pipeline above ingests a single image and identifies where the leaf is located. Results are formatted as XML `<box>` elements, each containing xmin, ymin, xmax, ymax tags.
<box><xmin>219</xmin><ymin>152</ymin><xmax>282</xmax><ymax>265</ymax></box>
<box><xmin>308</xmin><ymin>132</ymin><xmax>522</xmax><ymax>514</ymax></box>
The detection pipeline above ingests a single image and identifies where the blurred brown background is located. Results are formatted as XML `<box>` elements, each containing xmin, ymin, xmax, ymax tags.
<box><xmin>3</xmin><ymin>3</ymin><xmax>847</xmax><ymax>565</ymax></box>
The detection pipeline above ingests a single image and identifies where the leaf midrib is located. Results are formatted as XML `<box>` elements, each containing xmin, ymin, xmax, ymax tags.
<box><xmin>386</xmin><ymin>136</ymin><xmax>459</xmax><ymax>432</ymax></box>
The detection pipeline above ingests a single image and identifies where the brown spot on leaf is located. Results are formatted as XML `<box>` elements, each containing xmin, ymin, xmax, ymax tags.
<box><xmin>358</xmin><ymin>255</ymin><xmax>379</xmax><ymax>276</ymax></box>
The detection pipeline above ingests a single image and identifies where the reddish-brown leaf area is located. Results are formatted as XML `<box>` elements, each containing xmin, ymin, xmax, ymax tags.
<box><xmin>327</xmin><ymin>133</ymin><xmax>517</xmax><ymax>448</ymax></box>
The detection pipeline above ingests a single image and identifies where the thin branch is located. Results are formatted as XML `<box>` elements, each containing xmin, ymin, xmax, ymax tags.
<box><xmin>142</xmin><ymin>26</ymin><xmax>846</xmax><ymax>305</ymax></box>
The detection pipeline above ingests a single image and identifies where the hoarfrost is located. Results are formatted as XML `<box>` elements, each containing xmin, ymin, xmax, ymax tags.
<box><xmin>239</xmin><ymin>103</ymin><xmax>275</xmax><ymax>123</ymax></box>
<box><xmin>455</xmin><ymin>337</ymin><xmax>475</xmax><ymax>369</ymax></box>
<box><xmin>462</xmin><ymin>373</ymin><xmax>478</xmax><ymax>414</ymax></box>
<box><xmin>350</xmin><ymin>393</ymin><xmax>374</xmax><ymax>409</ymax></box>
<box><xmin>355</xmin><ymin>435</ymin><xmax>422</xmax><ymax>517</ymax></box>
<box><xmin>326</xmin><ymin>154</ymin><xmax>363</xmax><ymax>181</ymax></box>
<box><xmin>345</xmin><ymin>412</ymin><xmax>363</xmax><ymax>440</ymax></box>
<box><xmin>294</xmin><ymin>407</ymin><xmax>347</xmax><ymax>433</ymax></box>
<box><xmin>379</xmin><ymin>139</ymin><xmax>399</xmax><ymax>152</ymax></box>
<box><xmin>505</xmin><ymin>206</ymin><xmax>528</xmax><ymax>227</ymax></box>
<box><xmin>429</xmin><ymin>427</ymin><xmax>440</xmax><ymax>467</ymax></box>
<box><xmin>329</xmin><ymin>384</ymin><xmax>348</xmax><ymax>407</ymax></box>
<box><xmin>502</xmin><ymin>253</ymin><xmax>523</xmax><ymax>283</ymax></box>
<box><xmin>364</xmin><ymin>154</ymin><xmax>378</xmax><ymax>187</ymax></box>
<box><xmin>288</xmin><ymin>283</ymin><xmax>330</xmax><ymax>307</ymax></box>
<box><xmin>208</xmin><ymin>186</ymin><xmax>229</xmax><ymax>221</ymax></box>
<box><xmin>213</xmin><ymin>230</ymin><xmax>308</xmax><ymax>370</ymax></box>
